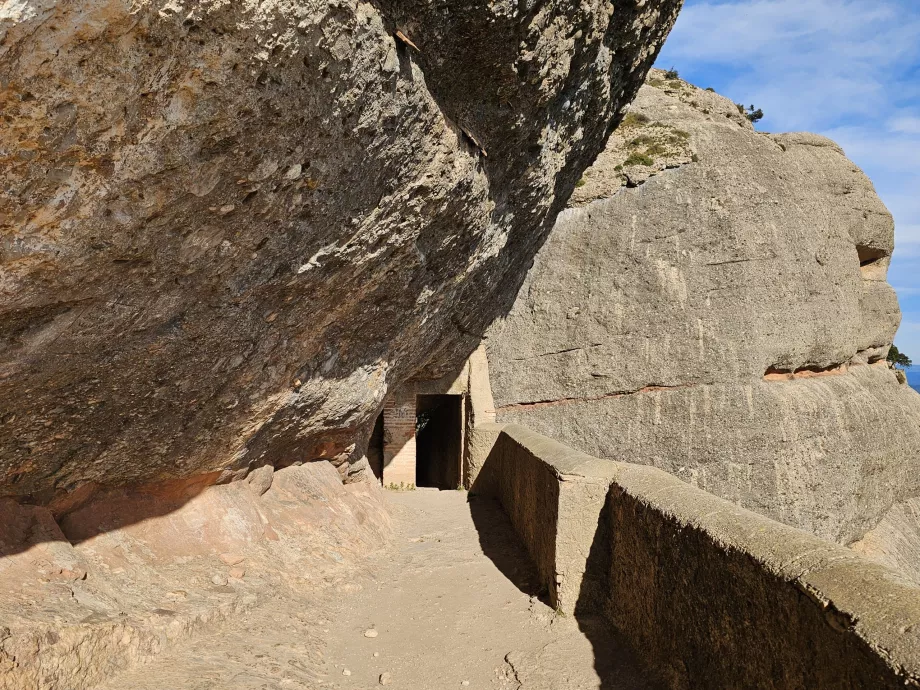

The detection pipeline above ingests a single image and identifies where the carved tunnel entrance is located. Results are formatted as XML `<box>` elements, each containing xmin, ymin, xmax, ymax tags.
<box><xmin>415</xmin><ymin>395</ymin><xmax>462</xmax><ymax>490</ymax></box>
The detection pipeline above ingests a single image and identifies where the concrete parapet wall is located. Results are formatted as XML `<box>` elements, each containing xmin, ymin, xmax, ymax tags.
<box><xmin>473</xmin><ymin>424</ymin><xmax>920</xmax><ymax>688</ymax></box>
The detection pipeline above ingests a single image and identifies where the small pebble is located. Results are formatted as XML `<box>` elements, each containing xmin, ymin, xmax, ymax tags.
<box><xmin>364</xmin><ymin>629</ymin><xmax>379</xmax><ymax>638</ymax></box>
<box><xmin>461</xmin><ymin>682</ymin><xmax>470</xmax><ymax>687</ymax></box>
<box><xmin>379</xmin><ymin>672</ymin><xmax>392</xmax><ymax>686</ymax></box>
<box><xmin>373</xmin><ymin>652</ymin><xmax>380</xmax><ymax>658</ymax></box>
<box><xmin>228</xmin><ymin>567</ymin><xmax>245</xmax><ymax>580</ymax></box>
<box><xmin>210</xmin><ymin>574</ymin><xmax>228</xmax><ymax>586</ymax></box>
<box><xmin>342</xmin><ymin>668</ymin><xmax>351</xmax><ymax>676</ymax></box>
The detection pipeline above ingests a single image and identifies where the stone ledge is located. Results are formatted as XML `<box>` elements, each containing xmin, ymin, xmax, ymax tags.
<box><xmin>473</xmin><ymin>423</ymin><xmax>920</xmax><ymax>687</ymax></box>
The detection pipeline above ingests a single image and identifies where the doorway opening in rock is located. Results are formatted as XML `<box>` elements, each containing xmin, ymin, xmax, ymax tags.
<box><xmin>368</xmin><ymin>412</ymin><xmax>385</xmax><ymax>484</ymax></box>
<box><xmin>415</xmin><ymin>394</ymin><xmax>462</xmax><ymax>489</ymax></box>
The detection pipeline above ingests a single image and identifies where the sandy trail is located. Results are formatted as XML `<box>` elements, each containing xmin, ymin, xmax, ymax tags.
<box><xmin>95</xmin><ymin>489</ymin><xmax>657</xmax><ymax>689</ymax></box>
<box><xmin>322</xmin><ymin>489</ymin><xmax>657</xmax><ymax>690</ymax></box>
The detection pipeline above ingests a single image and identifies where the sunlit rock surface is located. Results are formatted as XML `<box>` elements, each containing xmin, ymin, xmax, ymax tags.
<box><xmin>485</xmin><ymin>72</ymin><xmax>920</xmax><ymax>544</ymax></box>
<box><xmin>0</xmin><ymin>0</ymin><xmax>682</xmax><ymax>501</ymax></box>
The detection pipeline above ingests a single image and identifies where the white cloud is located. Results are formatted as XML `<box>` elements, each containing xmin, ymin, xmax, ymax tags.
<box><xmin>658</xmin><ymin>0</ymin><xmax>920</xmax><ymax>337</ymax></box>
<box><xmin>890</xmin><ymin>116</ymin><xmax>920</xmax><ymax>134</ymax></box>
<box><xmin>659</xmin><ymin>0</ymin><xmax>920</xmax><ymax>130</ymax></box>
<box><xmin>825</xmin><ymin>127</ymin><xmax>920</xmax><ymax>175</ymax></box>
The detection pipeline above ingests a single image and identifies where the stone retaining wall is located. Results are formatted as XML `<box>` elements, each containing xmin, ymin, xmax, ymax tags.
<box><xmin>472</xmin><ymin>423</ymin><xmax>920</xmax><ymax>688</ymax></box>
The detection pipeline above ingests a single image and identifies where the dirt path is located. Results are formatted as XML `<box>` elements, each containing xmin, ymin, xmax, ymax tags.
<box><xmin>322</xmin><ymin>489</ymin><xmax>657</xmax><ymax>690</ymax></box>
<box><xmin>95</xmin><ymin>489</ymin><xmax>657</xmax><ymax>689</ymax></box>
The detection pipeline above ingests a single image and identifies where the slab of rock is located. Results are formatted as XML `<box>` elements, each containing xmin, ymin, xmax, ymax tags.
<box><xmin>0</xmin><ymin>0</ymin><xmax>681</xmax><ymax>501</ymax></box>
<box><xmin>485</xmin><ymin>70</ymin><xmax>920</xmax><ymax>545</ymax></box>
<box><xmin>0</xmin><ymin>461</ymin><xmax>391</xmax><ymax>690</ymax></box>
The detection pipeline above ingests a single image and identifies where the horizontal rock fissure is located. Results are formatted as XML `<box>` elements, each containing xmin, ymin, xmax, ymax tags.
<box><xmin>764</xmin><ymin>364</ymin><xmax>849</xmax><ymax>380</ymax></box>
<box><xmin>496</xmin><ymin>383</ymin><xmax>694</xmax><ymax>411</ymax></box>
<box><xmin>763</xmin><ymin>358</ymin><xmax>886</xmax><ymax>382</ymax></box>
<box><xmin>510</xmin><ymin>344</ymin><xmax>604</xmax><ymax>361</ymax></box>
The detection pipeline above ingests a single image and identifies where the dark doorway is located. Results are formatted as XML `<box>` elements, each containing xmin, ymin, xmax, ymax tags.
<box><xmin>368</xmin><ymin>412</ymin><xmax>384</xmax><ymax>484</ymax></box>
<box><xmin>415</xmin><ymin>395</ymin><xmax>462</xmax><ymax>489</ymax></box>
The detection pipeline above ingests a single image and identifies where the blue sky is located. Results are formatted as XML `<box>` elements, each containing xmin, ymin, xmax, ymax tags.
<box><xmin>655</xmin><ymin>0</ymin><xmax>920</xmax><ymax>357</ymax></box>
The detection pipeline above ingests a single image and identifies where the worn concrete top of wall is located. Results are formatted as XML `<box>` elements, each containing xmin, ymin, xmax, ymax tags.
<box><xmin>484</xmin><ymin>424</ymin><xmax>920</xmax><ymax>686</ymax></box>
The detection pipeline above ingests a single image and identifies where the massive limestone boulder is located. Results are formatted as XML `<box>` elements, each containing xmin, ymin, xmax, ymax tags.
<box><xmin>0</xmin><ymin>1</ymin><xmax>682</xmax><ymax>502</ymax></box>
<box><xmin>484</xmin><ymin>70</ymin><xmax>920</xmax><ymax>545</ymax></box>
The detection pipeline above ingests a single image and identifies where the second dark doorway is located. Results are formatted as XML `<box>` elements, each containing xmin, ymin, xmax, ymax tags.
<box><xmin>415</xmin><ymin>394</ymin><xmax>462</xmax><ymax>489</ymax></box>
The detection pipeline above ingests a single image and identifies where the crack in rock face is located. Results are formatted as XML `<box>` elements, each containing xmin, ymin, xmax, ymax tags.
<box><xmin>484</xmin><ymin>73</ymin><xmax>920</xmax><ymax>545</ymax></box>
<box><xmin>0</xmin><ymin>1</ymin><xmax>683</xmax><ymax>500</ymax></box>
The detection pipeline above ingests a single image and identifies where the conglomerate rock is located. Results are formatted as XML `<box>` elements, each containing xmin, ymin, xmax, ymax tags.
<box><xmin>485</xmin><ymin>71</ymin><xmax>920</xmax><ymax>545</ymax></box>
<box><xmin>0</xmin><ymin>0</ymin><xmax>681</xmax><ymax>502</ymax></box>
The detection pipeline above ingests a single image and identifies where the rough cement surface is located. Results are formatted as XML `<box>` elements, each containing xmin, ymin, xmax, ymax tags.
<box><xmin>0</xmin><ymin>0</ymin><xmax>681</xmax><ymax>501</ymax></box>
<box><xmin>474</xmin><ymin>424</ymin><xmax>920</xmax><ymax>689</ymax></box>
<box><xmin>0</xmin><ymin>462</ymin><xmax>390</xmax><ymax>689</ymax></box>
<box><xmin>853</xmin><ymin>496</ymin><xmax>920</xmax><ymax>585</ymax></box>
<box><xmin>607</xmin><ymin>462</ymin><xmax>920</xmax><ymax>689</ymax></box>
<box><xmin>485</xmin><ymin>71</ymin><xmax>920</xmax><ymax>544</ymax></box>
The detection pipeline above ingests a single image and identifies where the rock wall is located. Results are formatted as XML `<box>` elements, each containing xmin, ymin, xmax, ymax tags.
<box><xmin>0</xmin><ymin>461</ymin><xmax>390</xmax><ymax>689</ymax></box>
<box><xmin>485</xmin><ymin>71</ymin><xmax>920</xmax><ymax>544</ymax></box>
<box><xmin>0</xmin><ymin>0</ymin><xmax>682</xmax><ymax>502</ymax></box>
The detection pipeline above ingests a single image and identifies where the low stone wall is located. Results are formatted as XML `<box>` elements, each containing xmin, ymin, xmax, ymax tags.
<box><xmin>472</xmin><ymin>424</ymin><xmax>920</xmax><ymax>688</ymax></box>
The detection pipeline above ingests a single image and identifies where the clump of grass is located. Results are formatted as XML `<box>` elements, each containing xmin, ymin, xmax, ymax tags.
<box><xmin>628</xmin><ymin>134</ymin><xmax>655</xmax><ymax>148</ymax></box>
<box><xmin>664</xmin><ymin>67</ymin><xmax>680</xmax><ymax>80</ymax></box>
<box><xmin>621</xmin><ymin>112</ymin><xmax>650</xmax><ymax>127</ymax></box>
<box><xmin>386</xmin><ymin>482</ymin><xmax>417</xmax><ymax>491</ymax></box>
<box><xmin>644</xmin><ymin>143</ymin><xmax>667</xmax><ymax>156</ymax></box>
<box><xmin>668</xmin><ymin>80</ymin><xmax>682</xmax><ymax>89</ymax></box>
<box><xmin>624</xmin><ymin>152</ymin><xmax>654</xmax><ymax>167</ymax></box>
<box><xmin>705</xmin><ymin>87</ymin><xmax>716</xmax><ymax>93</ymax></box>
<box><xmin>648</xmin><ymin>78</ymin><xmax>667</xmax><ymax>89</ymax></box>
<box><xmin>575</xmin><ymin>177</ymin><xmax>587</xmax><ymax>188</ymax></box>
<box><xmin>691</xmin><ymin>153</ymin><xmax>700</xmax><ymax>163</ymax></box>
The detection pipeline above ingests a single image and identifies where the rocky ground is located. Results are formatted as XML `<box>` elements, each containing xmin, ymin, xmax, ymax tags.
<box><xmin>90</xmin><ymin>489</ymin><xmax>659</xmax><ymax>689</ymax></box>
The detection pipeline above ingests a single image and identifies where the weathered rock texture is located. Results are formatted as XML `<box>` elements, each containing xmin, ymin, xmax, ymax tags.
<box><xmin>485</xmin><ymin>70</ymin><xmax>920</xmax><ymax>545</ymax></box>
<box><xmin>0</xmin><ymin>0</ymin><xmax>681</xmax><ymax>501</ymax></box>
<box><xmin>0</xmin><ymin>461</ymin><xmax>390</xmax><ymax>689</ymax></box>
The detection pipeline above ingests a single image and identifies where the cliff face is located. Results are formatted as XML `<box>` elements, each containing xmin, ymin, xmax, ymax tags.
<box><xmin>0</xmin><ymin>1</ymin><xmax>682</xmax><ymax>501</ymax></box>
<box><xmin>485</xmin><ymin>71</ymin><xmax>920</xmax><ymax>545</ymax></box>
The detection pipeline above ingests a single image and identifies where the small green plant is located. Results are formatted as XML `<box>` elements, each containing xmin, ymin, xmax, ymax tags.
<box><xmin>385</xmin><ymin>481</ymin><xmax>417</xmax><ymax>491</ymax></box>
<box><xmin>664</xmin><ymin>67</ymin><xmax>679</xmax><ymax>80</ymax></box>
<box><xmin>888</xmin><ymin>345</ymin><xmax>912</xmax><ymax>370</ymax></box>
<box><xmin>624</xmin><ymin>152</ymin><xmax>654</xmax><ymax>167</ymax></box>
<box><xmin>614</xmin><ymin>164</ymin><xmax>623</xmax><ymax>172</ymax></box>
<box><xmin>691</xmin><ymin>153</ymin><xmax>700</xmax><ymax>163</ymax></box>
<box><xmin>736</xmin><ymin>103</ymin><xmax>764</xmax><ymax>123</ymax></box>
<box><xmin>648</xmin><ymin>78</ymin><xmax>667</xmax><ymax>89</ymax></box>
<box><xmin>575</xmin><ymin>177</ymin><xmax>587</xmax><ymax>188</ymax></box>
<box><xmin>668</xmin><ymin>80</ymin><xmax>682</xmax><ymax>89</ymax></box>
<box><xmin>621</xmin><ymin>112</ymin><xmax>650</xmax><ymax>127</ymax></box>
<box><xmin>628</xmin><ymin>134</ymin><xmax>655</xmax><ymax>148</ymax></box>
<box><xmin>705</xmin><ymin>87</ymin><xmax>716</xmax><ymax>92</ymax></box>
